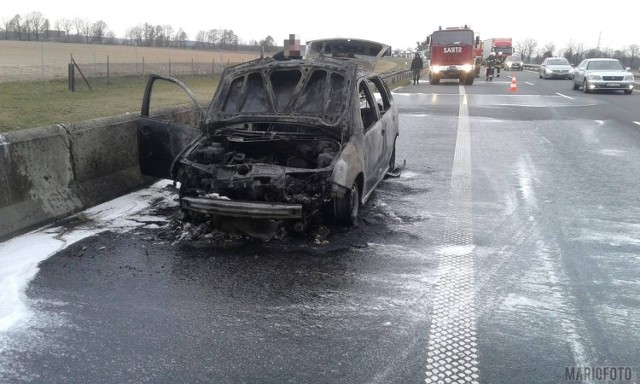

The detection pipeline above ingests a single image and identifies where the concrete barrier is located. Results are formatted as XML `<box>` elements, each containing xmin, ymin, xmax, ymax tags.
<box><xmin>0</xmin><ymin>125</ymin><xmax>83</xmax><ymax>239</ymax></box>
<box><xmin>0</xmin><ymin>106</ymin><xmax>199</xmax><ymax>241</ymax></box>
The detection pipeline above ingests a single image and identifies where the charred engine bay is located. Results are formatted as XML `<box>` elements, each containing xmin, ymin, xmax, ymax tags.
<box><xmin>175</xmin><ymin>124</ymin><xmax>343</xmax><ymax>238</ymax></box>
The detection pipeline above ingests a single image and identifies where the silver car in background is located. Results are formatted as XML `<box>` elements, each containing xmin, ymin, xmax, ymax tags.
<box><xmin>572</xmin><ymin>58</ymin><xmax>635</xmax><ymax>94</ymax></box>
<box><xmin>539</xmin><ymin>57</ymin><xmax>573</xmax><ymax>79</ymax></box>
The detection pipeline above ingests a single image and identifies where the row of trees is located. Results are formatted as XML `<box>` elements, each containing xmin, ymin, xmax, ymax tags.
<box><xmin>1</xmin><ymin>11</ymin><xmax>278</xmax><ymax>52</ymax></box>
<box><xmin>415</xmin><ymin>34</ymin><xmax>639</xmax><ymax>69</ymax></box>
<box><xmin>515</xmin><ymin>38</ymin><xmax>639</xmax><ymax>69</ymax></box>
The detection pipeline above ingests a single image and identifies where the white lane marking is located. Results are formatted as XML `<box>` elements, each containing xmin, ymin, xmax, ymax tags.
<box><xmin>525</xmin><ymin>81</ymin><xmax>534</xmax><ymax>85</ymax></box>
<box><xmin>634</xmin><ymin>121</ymin><xmax>640</xmax><ymax>126</ymax></box>
<box><xmin>556</xmin><ymin>93</ymin><xmax>574</xmax><ymax>100</ymax></box>
<box><xmin>425</xmin><ymin>85</ymin><xmax>479</xmax><ymax>384</ymax></box>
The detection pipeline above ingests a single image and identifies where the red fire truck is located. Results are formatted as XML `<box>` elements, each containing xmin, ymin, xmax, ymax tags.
<box><xmin>426</xmin><ymin>25</ymin><xmax>480</xmax><ymax>85</ymax></box>
<box><xmin>482</xmin><ymin>38</ymin><xmax>514</xmax><ymax>64</ymax></box>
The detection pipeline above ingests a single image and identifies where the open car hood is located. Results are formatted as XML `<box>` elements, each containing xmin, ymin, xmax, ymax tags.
<box><xmin>207</xmin><ymin>57</ymin><xmax>359</xmax><ymax>137</ymax></box>
<box><xmin>306</xmin><ymin>38</ymin><xmax>390</xmax><ymax>72</ymax></box>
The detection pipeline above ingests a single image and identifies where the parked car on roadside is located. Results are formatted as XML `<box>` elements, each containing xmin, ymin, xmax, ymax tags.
<box><xmin>504</xmin><ymin>55</ymin><xmax>523</xmax><ymax>71</ymax></box>
<box><xmin>137</xmin><ymin>38</ymin><xmax>402</xmax><ymax>239</ymax></box>
<box><xmin>538</xmin><ymin>57</ymin><xmax>572</xmax><ymax>79</ymax></box>
<box><xmin>572</xmin><ymin>58</ymin><xmax>635</xmax><ymax>94</ymax></box>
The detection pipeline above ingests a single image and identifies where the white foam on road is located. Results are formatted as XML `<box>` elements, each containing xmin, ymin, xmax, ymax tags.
<box><xmin>0</xmin><ymin>180</ymin><xmax>175</xmax><ymax>332</ymax></box>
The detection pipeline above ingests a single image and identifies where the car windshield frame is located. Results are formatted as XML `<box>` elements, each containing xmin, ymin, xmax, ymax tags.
<box><xmin>586</xmin><ymin>60</ymin><xmax>625</xmax><ymax>71</ymax></box>
<box><xmin>547</xmin><ymin>59</ymin><xmax>570</xmax><ymax>66</ymax></box>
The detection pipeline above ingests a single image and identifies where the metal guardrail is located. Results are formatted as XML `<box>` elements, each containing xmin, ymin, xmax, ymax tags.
<box><xmin>380</xmin><ymin>68</ymin><xmax>413</xmax><ymax>84</ymax></box>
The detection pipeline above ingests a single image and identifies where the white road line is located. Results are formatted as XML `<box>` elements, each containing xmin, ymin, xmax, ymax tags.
<box><xmin>525</xmin><ymin>81</ymin><xmax>534</xmax><ymax>85</ymax></box>
<box><xmin>634</xmin><ymin>121</ymin><xmax>640</xmax><ymax>126</ymax></box>
<box><xmin>425</xmin><ymin>85</ymin><xmax>479</xmax><ymax>384</ymax></box>
<box><xmin>556</xmin><ymin>93</ymin><xmax>574</xmax><ymax>100</ymax></box>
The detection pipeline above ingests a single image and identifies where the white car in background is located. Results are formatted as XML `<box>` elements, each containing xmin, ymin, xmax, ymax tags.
<box><xmin>539</xmin><ymin>57</ymin><xmax>573</xmax><ymax>79</ymax></box>
<box><xmin>572</xmin><ymin>58</ymin><xmax>634</xmax><ymax>94</ymax></box>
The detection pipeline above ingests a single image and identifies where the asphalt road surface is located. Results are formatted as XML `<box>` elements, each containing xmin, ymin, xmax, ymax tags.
<box><xmin>1</xmin><ymin>70</ymin><xmax>639</xmax><ymax>383</ymax></box>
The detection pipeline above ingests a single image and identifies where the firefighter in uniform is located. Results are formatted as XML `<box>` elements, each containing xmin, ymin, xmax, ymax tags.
<box><xmin>495</xmin><ymin>51</ymin><xmax>504</xmax><ymax>77</ymax></box>
<box><xmin>484</xmin><ymin>53</ymin><xmax>496</xmax><ymax>81</ymax></box>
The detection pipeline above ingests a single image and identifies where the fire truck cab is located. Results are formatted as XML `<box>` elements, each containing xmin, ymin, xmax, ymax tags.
<box><xmin>426</xmin><ymin>25</ymin><xmax>479</xmax><ymax>85</ymax></box>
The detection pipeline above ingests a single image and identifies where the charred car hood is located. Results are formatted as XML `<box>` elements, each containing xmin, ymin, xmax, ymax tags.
<box><xmin>206</xmin><ymin>58</ymin><xmax>359</xmax><ymax>136</ymax></box>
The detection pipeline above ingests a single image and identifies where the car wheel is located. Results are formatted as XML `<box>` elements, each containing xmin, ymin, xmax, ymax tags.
<box><xmin>624</xmin><ymin>89</ymin><xmax>632</xmax><ymax>95</ymax></box>
<box><xmin>583</xmin><ymin>79</ymin><xmax>590</xmax><ymax>93</ymax></box>
<box><xmin>572</xmin><ymin>80</ymin><xmax>579</xmax><ymax>90</ymax></box>
<box><xmin>334</xmin><ymin>182</ymin><xmax>359</xmax><ymax>226</ymax></box>
<box><xmin>539</xmin><ymin>72</ymin><xmax>543</xmax><ymax>78</ymax></box>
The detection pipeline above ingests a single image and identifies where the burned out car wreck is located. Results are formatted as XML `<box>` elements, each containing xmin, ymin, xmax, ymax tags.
<box><xmin>138</xmin><ymin>38</ymin><xmax>402</xmax><ymax>239</ymax></box>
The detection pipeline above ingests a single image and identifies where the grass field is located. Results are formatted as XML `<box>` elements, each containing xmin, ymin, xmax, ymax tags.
<box><xmin>0</xmin><ymin>41</ymin><xmax>407</xmax><ymax>133</ymax></box>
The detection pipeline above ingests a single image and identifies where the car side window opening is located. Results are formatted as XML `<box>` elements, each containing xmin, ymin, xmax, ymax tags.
<box><xmin>358</xmin><ymin>80</ymin><xmax>379</xmax><ymax>131</ymax></box>
<box><xmin>366</xmin><ymin>77</ymin><xmax>391</xmax><ymax>115</ymax></box>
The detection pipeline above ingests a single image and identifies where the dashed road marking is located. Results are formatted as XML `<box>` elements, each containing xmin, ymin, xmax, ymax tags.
<box><xmin>556</xmin><ymin>93</ymin><xmax>574</xmax><ymax>100</ymax></box>
<box><xmin>424</xmin><ymin>85</ymin><xmax>478</xmax><ymax>384</ymax></box>
<box><xmin>525</xmin><ymin>81</ymin><xmax>534</xmax><ymax>85</ymax></box>
<box><xmin>634</xmin><ymin>121</ymin><xmax>640</xmax><ymax>126</ymax></box>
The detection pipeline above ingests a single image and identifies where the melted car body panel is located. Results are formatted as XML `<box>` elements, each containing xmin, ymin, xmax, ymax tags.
<box><xmin>137</xmin><ymin>38</ymin><xmax>400</xmax><ymax>236</ymax></box>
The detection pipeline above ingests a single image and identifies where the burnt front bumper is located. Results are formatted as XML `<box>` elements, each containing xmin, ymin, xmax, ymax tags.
<box><xmin>181</xmin><ymin>196</ymin><xmax>303</xmax><ymax>219</ymax></box>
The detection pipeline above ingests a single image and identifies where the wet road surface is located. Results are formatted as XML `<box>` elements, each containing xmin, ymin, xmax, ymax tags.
<box><xmin>1</xmin><ymin>70</ymin><xmax>639</xmax><ymax>383</ymax></box>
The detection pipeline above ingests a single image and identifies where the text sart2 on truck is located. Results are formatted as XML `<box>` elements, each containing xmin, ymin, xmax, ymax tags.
<box><xmin>426</xmin><ymin>25</ymin><xmax>480</xmax><ymax>85</ymax></box>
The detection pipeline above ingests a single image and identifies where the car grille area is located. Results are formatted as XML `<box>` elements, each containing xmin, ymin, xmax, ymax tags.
<box><xmin>603</xmin><ymin>76</ymin><xmax>624</xmax><ymax>81</ymax></box>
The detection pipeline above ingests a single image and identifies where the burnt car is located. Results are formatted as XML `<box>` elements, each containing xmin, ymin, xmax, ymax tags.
<box><xmin>137</xmin><ymin>38</ymin><xmax>401</xmax><ymax>237</ymax></box>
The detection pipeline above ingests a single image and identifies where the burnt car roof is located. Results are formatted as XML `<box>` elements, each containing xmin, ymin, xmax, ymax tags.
<box><xmin>206</xmin><ymin>55</ymin><xmax>361</xmax><ymax>134</ymax></box>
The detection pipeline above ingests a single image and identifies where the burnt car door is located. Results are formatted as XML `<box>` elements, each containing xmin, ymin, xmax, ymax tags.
<box><xmin>367</xmin><ymin>75</ymin><xmax>397</xmax><ymax>171</ymax></box>
<box><xmin>358</xmin><ymin>79</ymin><xmax>387</xmax><ymax>197</ymax></box>
<box><xmin>138</xmin><ymin>74</ymin><xmax>205</xmax><ymax>179</ymax></box>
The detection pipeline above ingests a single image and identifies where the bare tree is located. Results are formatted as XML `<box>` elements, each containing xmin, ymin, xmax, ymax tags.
<box><xmin>174</xmin><ymin>28</ymin><xmax>187</xmax><ymax>48</ymax></box>
<box><xmin>196</xmin><ymin>30</ymin><xmax>207</xmax><ymax>49</ymax></box>
<box><xmin>92</xmin><ymin>20</ymin><xmax>108</xmax><ymax>44</ymax></box>
<box><xmin>154</xmin><ymin>25</ymin><xmax>166</xmax><ymax>47</ymax></box>
<box><xmin>516</xmin><ymin>38</ymin><xmax>538</xmax><ymax>63</ymax></box>
<box><xmin>207</xmin><ymin>29</ymin><xmax>220</xmax><ymax>49</ymax></box>
<box><xmin>143</xmin><ymin>23</ymin><xmax>155</xmax><ymax>46</ymax></box>
<box><xmin>219</xmin><ymin>29</ymin><xmax>238</xmax><ymax>50</ymax></box>
<box><xmin>126</xmin><ymin>25</ymin><xmax>143</xmax><ymax>46</ymax></box>
<box><xmin>25</xmin><ymin>12</ymin><xmax>46</xmax><ymax>41</ymax></box>
<box><xmin>163</xmin><ymin>25</ymin><xmax>174</xmax><ymax>47</ymax></box>
<box><xmin>542</xmin><ymin>42</ymin><xmax>555</xmax><ymax>59</ymax></box>
<box><xmin>259</xmin><ymin>35</ymin><xmax>275</xmax><ymax>52</ymax></box>
<box><xmin>2</xmin><ymin>17</ymin><xmax>12</xmax><ymax>39</ymax></box>
<box><xmin>57</xmin><ymin>18</ymin><xmax>73</xmax><ymax>42</ymax></box>
<box><xmin>628</xmin><ymin>44</ymin><xmax>639</xmax><ymax>70</ymax></box>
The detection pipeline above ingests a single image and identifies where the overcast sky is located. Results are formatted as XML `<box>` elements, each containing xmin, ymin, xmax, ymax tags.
<box><xmin>2</xmin><ymin>1</ymin><xmax>637</xmax><ymax>52</ymax></box>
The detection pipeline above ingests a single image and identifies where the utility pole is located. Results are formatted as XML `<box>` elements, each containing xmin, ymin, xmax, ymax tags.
<box><xmin>597</xmin><ymin>31</ymin><xmax>601</xmax><ymax>50</ymax></box>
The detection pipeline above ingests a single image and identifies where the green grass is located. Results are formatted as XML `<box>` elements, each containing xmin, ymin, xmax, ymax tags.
<box><xmin>0</xmin><ymin>75</ymin><xmax>220</xmax><ymax>133</ymax></box>
<box><xmin>0</xmin><ymin>59</ymin><xmax>409</xmax><ymax>134</ymax></box>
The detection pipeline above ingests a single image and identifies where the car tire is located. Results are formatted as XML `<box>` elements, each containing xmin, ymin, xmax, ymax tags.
<box><xmin>583</xmin><ymin>79</ymin><xmax>590</xmax><ymax>93</ymax></box>
<box><xmin>539</xmin><ymin>72</ymin><xmax>543</xmax><ymax>78</ymax></box>
<box><xmin>334</xmin><ymin>182</ymin><xmax>359</xmax><ymax>226</ymax></box>
<box><xmin>624</xmin><ymin>89</ymin><xmax>632</xmax><ymax>95</ymax></box>
<box><xmin>572</xmin><ymin>80</ymin><xmax>579</xmax><ymax>90</ymax></box>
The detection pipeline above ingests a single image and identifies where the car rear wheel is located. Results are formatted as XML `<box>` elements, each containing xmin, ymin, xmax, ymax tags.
<box><xmin>334</xmin><ymin>182</ymin><xmax>360</xmax><ymax>226</ymax></box>
<box><xmin>624</xmin><ymin>89</ymin><xmax>633</xmax><ymax>95</ymax></box>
